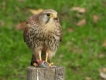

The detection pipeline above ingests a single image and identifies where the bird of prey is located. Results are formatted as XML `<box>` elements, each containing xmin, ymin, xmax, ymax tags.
<box><xmin>23</xmin><ymin>9</ymin><xmax>62</xmax><ymax>67</ymax></box>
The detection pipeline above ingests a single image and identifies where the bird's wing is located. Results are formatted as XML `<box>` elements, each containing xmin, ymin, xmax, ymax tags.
<box><xmin>23</xmin><ymin>24</ymin><xmax>29</xmax><ymax>42</ymax></box>
<box><xmin>55</xmin><ymin>17</ymin><xmax>62</xmax><ymax>42</ymax></box>
<box><xmin>23</xmin><ymin>14</ymin><xmax>38</xmax><ymax>43</ymax></box>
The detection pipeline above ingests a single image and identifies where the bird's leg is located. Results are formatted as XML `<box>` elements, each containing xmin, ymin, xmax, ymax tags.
<box><xmin>45</xmin><ymin>52</ymin><xmax>54</xmax><ymax>67</ymax></box>
<box><xmin>45</xmin><ymin>52</ymin><xmax>48</xmax><ymax>62</ymax></box>
<box><xmin>39</xmin><ymin>51</ymin><xmax>42</xmax><ymax>61</ymax></box>
<box><xmin>33</xmin><ymin>51</ymin><xmax>42</xmax><ymax>67</ymax></box>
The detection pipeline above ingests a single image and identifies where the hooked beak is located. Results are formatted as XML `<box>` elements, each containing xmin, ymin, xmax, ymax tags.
<box><xmin>50</xmin><ymin>13</ymin><xmax>57</xmax><ymax>18</ymax></box>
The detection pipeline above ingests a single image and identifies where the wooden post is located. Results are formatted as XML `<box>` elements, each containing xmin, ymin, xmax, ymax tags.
<box><xmin>27</xmin><ymin>66</ymin><xmax>65</xmax><ymax>80</ymax></box>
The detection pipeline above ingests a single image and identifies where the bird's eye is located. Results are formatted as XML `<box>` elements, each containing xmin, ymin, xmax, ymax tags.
<box><xmin>47</xmin><ymin>13</ymin><xmax>50</xmax><ymax>16</ymax></box>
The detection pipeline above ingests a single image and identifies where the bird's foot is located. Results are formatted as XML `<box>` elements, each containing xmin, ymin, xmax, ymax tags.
<box><xmin>49</xmin><ymin>62</ymin><xmax>54</xmax><ymax>67</ymax></box>
<box><xmin>32</xmin><ymin>59</ymin><xmax>43</xmax><ymax>67</ymax></box>
<box><xmin>33</xmin><ymin>60</ymin><xmax>54</xmax><ymax>67</ymax></box>
<box><xmin>33</xmin><ymin>62</ymin><xmax>38</xmax><ymax>67</ymax></box>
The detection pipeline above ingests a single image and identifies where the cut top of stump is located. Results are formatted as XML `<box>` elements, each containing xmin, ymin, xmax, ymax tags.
<box><xmin>27</xmin><ymin>66</ymin><xmax>65</xmax><ymax>80</ymax></box>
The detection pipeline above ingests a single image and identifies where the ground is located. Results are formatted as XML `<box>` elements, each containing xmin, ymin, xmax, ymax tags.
<box><xmin>0</xmin><ymin>0</ymin><xmax>106</xmax><ymax>80</ymax></box>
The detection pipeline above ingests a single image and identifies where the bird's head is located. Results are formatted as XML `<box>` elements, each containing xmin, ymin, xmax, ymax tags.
<box><xmin>38</xmin><ymin>9</ymin><xmax>58</xmax><ymax>25</ymax></box>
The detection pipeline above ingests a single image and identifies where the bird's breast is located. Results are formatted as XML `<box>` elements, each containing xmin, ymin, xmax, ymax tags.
<box><xmin>28</xmin><ymin>24</ymin><xmax>60</xmax><ymax>51</ymax></box>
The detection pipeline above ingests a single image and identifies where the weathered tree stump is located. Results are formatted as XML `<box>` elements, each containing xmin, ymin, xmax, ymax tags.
<box><xmin>27</xmin><ymin>66</ymin><xmax>65</xmax><ymax>80</ymax></box>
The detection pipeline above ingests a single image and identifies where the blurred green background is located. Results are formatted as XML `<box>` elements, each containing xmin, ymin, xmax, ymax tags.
<box><xmin>0</xmin><ymin>0</ymin><xmax>106</xmax><ymax>80</ymax></box>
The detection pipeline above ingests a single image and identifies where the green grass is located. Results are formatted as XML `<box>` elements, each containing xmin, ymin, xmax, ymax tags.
<box><xmin>0</xmin><ymin>0</ymin><xmax>106</xmax><ymax>80</ymax></box>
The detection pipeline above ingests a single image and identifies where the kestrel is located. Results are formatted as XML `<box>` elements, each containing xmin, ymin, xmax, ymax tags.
<box><xmin>23</xmin><ymin>9</ymin><xmax>62</xmax><ymax>67</ymax></box>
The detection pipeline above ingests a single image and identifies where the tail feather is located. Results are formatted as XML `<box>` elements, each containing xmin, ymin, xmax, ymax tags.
<box><xmin>30</xmin><ymin>54</ymin><xmax>37</xmax><ymax>66</ymax></box>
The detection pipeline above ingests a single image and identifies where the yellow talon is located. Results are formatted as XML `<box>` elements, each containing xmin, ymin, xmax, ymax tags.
<box><xmin>33</xmin><ymin>62</ymin><xmax>38</xmax><ymax>67</ymax></box>
<box><xmin>49</xmin><ymin>62</ymin><xmax>54</xmax><ymax>66</ymax></box>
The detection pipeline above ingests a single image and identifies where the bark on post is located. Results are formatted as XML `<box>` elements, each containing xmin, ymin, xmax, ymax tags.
<box><xmin>27</xmin><ymin>66</ymin><xmax>65</xmax><ymax>80</ymax></box>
